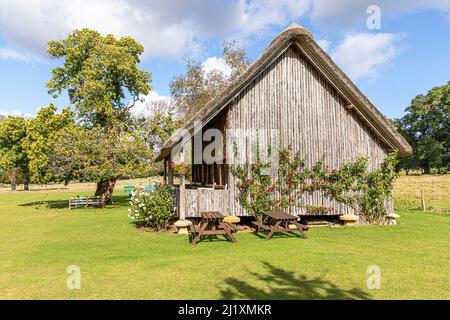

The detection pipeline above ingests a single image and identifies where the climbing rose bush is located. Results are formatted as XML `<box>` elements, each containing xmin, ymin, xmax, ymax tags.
<box><xmin>170</xmin><ymin>160</ymin><xmax>191</xmax><ymax>179</ymax></box>
<box><xmin>128</xmin><ymin>184</ymin><xmax>175</xmax><ymax>230</ymax></box>
<box><xmin>232</xmin><ymin>148</ymin><xmax>310</xmax><ymax>222</ymax></box>
<box><xmin>232</xmin><ymin>146</ymin><xmax>399</xmax><ymax>225</ymax></box>
<box><xmin>304</xmin><ymin>205</ymin><xmax>335</xmax><ymax>215</ymax></box>
<box><xmin>330</xmin><ymin>152</ymin><xmax>399</xmax><ymax>225</ymax></box>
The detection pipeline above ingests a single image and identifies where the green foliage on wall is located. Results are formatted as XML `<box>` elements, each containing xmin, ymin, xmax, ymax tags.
<box><xmin>232</xmin><ymin>146</ymin><xmax>399</xmax><ymax>224</ymax></box>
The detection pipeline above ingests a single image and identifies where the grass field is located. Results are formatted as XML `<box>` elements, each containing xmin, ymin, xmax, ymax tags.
<box><xmin>394</xmin><ymin>175</ymin><xmax>450</xmax><ymax>211</ymax></box>
<box><xmin>0</xmin><ymin>176</ymin><xmax>449</xmax><ymax>299</ymax></box>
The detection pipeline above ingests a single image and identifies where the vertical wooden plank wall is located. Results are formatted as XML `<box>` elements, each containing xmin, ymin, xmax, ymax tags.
<box><xmin>226</xmin><ymin>45</ymin><xmax>392</xmax><ymax>216</ymax></box>
<box><xmin>182</xmin><ymin>189</ymin><xmax>229</xmax><ymax>217</ymax></box>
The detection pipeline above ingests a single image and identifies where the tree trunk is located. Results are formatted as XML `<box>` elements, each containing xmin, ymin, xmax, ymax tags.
<box><xmin>23</xmin><ymin>170</ymin><xmax>30</xmax><ymax>191</ymax></box>
<box><xmin>7</xmin><ymin>168</ymin><xmax>17</xmax><ymax>191</ymax></box>
<box><xmin>95</xmin><ymin>178</ymin><xmax>117</xmax><ymax>204</ymax></box>
<box><xmin>423</xmin><ymin>164</ymin><xmax>431</xmax><ymax>175</ymax></box>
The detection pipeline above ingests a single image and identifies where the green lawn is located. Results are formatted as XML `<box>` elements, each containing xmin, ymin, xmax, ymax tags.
<box><xmin>0</xmin><ymin>190</ymin><xmax>449</xmax><ymax>300</ymax></box>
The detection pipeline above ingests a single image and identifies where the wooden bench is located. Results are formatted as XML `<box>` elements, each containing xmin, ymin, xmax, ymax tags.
<box><xmin>223</xmin><ymin>222</ymin><xmax>239</xmax><ymax>233</ymax></box>
<box><xmin>252</xmin><ymin>221</ymin><xmax>271</xmax><ymax>232</ymax></box>
<box><xmin>69</xmin><ymin>196</ymin><xmax>105</xmax><ymax>210</ymax></box>
<box><xmin>190</xmin><ymin>211</ymin><xmax>238</xmax><ymax>245</ymax></box>
<box><xmin>189</xmin><ymin>223</ymin><xmax>199</xmax><ymax>235</ymax></box>
<box><xmin>253</xmin><ymin>211</ymin><xmax>309</xmax><ymax>240</ymax></box>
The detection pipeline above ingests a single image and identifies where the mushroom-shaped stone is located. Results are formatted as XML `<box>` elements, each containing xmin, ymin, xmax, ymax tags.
<box><xmin>386</xmin><ymin>213</ymin><xmax>400</xmax><ymax>225</ymax></box>
<box><xmin>174</xmin><ymin>219</ymin><xmax>192</xmax><ymax>235</ymax></box>
<box><xmin>223</xmin><ymin>216</ymin><xmax>240</xmax><ymax>224</ymax></box>
<box><xmin>339</xmin><ymin>214</ymin><xmax>358</xmax><ymax>226</ymax></box>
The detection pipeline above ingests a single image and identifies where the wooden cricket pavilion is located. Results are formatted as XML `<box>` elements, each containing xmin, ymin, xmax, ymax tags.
<box><xmin>155</xmin><ymin>24</ymin><xmax>412</xmax><ymax>223</ymax></box>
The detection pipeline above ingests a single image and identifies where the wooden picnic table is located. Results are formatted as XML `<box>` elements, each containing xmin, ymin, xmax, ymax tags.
<box><xmin>190</xmin><ymin>211</ymin><xmax>238</xmax><ymax>245</ymax></box>
<box><xmin>252</xmin><ymin>210</ymin><xmax>309</xmax><ymax>240</ymax></box>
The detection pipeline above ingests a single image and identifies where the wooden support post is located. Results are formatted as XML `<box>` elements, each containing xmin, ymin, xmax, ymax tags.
<box><xmin>163</xmin><ymin>159</ymin><xmax>167</xmax><ymax>184</ymax></box>
<box><xmin>168</xmin><ymin>160</ymin><xmax>174</xmax><ymax>185</ymax></box>
<box><xmin>420</xmin><ymin>189</ymin><xmax>426</xmax><ymax>212</ymax></box>
<box><xmin>179</xmin><ymin>175</ymin><xmax>186</xmax><ymax>220</ymax></box>
<box><xmin>201</xmin><ymin>163</ymin><xmax>205</xmax><ymax>186</ymax></box>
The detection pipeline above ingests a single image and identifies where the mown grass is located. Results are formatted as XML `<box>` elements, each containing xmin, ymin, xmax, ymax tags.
<box><xmin>0</xmin><ymin>177</ymin><xmax>449</xmax><ymax>300</ymax></box>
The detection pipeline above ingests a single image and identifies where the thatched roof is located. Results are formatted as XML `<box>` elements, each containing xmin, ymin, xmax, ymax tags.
<box><xmin>156</xmin><ymin>23</ymin><xmax>412</xmax><ymax>161</ymax></box>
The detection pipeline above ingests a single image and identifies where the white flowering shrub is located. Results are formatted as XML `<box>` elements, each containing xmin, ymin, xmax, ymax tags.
<box><xmin>128</xmin><ymin>184</ymin><xmax>175</xmax><ymax>231</ymax></box>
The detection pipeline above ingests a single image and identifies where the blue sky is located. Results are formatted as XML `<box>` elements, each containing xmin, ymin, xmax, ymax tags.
<box><xmin>0</xmin><ymin>0</ymin><xmax>449</xmax><ymax>119</ymax></box>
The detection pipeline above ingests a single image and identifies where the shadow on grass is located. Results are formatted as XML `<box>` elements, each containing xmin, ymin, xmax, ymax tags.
<box><xmin>253</xmin><ymin>231</ymin><xmax>303</xmax><ymax>240</ymax></box>
<box><xmin>19</xmin><ymin>199</ymin><xmax>68</xmax><ymax>209</ymax></box>
<box><xmin>220</xmin><ymin>262</ymin><xmax>371</xmax><ymax>300</ymax></box>
<box><xmin>106</xmin><ymin>195</ymin><xmax>131</xmax><ymax>209</ymax></box>
<box><xmin>188</xmin><ymin>234</ymin><xmax>233</xmax><ymax>244</ymax></box>
<box><xmin>18</xmin><ymin>187</ymin><xmax>70</xmax><ymax>192</ymax></box>
<box><xmin>19</xmin><ymin>195</ymin><xmax>130</xmax><ymax>210</ymax></box>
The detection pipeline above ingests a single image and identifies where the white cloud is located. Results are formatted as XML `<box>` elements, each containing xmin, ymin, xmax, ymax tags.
<box><xmin>331</xmin><ymin>33</ymin><xmax>403</xmax><ymax>82</ymax></box>
<box><xmin>0</xmin><ymin>109</ymin><xmax>33</xmax><ymax>118</ymax></box>
<box><xmin>0</xmin><ymin>0</ymin><xmax>243</xmax><ymax>60</ymax></box>
<box><xmin>201</xmin><ymin>56</ymin><xmax>232</xmax><ymax>77</ymax></box>
<box><xmin>0</xmin><ymin>47</ymin><xmax>30</xmax><ymax>62</ymax></box>
<box><xmin>131</xmin><ymin>91</ymin><xmax>172</xmax><ymax>117</ymax></box>
<box><xmin>0</xmin><ymin>0</ymin><xmax>315</xmax><ymax>61</ymax></box>
<box><xmin>237</xmin><ymin>0</ymin><xmax>311</xmax><ymax>39</ymax></box>
<box><xmin>1</xmin><ymin>0</ymin><xmax>449</xmax><ymax>86</ymax></box>
<box><xmin>1</xmin><ymin>0</ymin><xmax>450</xmax><ymax>62</ymax></box>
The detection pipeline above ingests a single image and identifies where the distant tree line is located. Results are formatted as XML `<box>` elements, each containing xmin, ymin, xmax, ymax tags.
<box><xmin>392</xmin><ymin>81</ymin><xmax>450</xmax><ymax>174</ymax></box>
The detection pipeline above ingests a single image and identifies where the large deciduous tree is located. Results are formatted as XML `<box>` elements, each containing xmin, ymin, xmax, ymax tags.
<box><xmin>170</xmin><ymin>41</ymin><xmax>250</xmax><ymax>120</ymax></box>
<box><xmin>46</xmin><ymin>29</ymin><xmax>152</xmax><ymax>201</ymax></box>
<box><xmin>397</xmin><ymin>81</ymin><xmax>450</xmax><ymax>174</ymax></box>
<box><xmin>130</xmin><ymin>99</ymin><xmax>182</xmax><ymax>176</ymax></box>
<box><xmin>24</xmin><ymin>104</ymin><xmax>74</xmax><ymax>184</ymax></box>
<box><xmin>47</xmin><ymin>29</ymin><xmax>152</xmax><ymax>128</ymax></box>
<box><xmin>136</xmin><ymin>100</ymin><xmax>181</xmax><ymax>151</ymax></box>
<box><xmin>49</xmin><ymin>125</ymin><xmax>151</xmax><ymax>202</ymax></box>
<box><xmin>0</xmin><ymin>116</ymin><xmax>30</xmax><ymax>190</ymax></box>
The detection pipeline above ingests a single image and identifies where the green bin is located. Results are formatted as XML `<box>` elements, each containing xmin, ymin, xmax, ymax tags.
<box><xmin>124</xmin><ymin>185</ymin><xmax>136</xmax><ymax>195</ymax></box>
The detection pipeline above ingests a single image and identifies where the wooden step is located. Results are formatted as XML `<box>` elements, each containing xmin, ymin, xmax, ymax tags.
<box><xmin>304</xmin><ymin>220</ymin><xmax>332</xmax><ymax>227</ymax></box>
